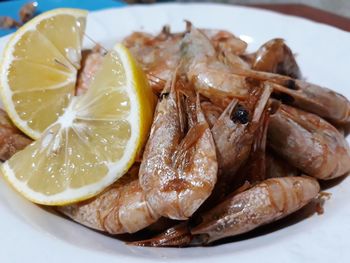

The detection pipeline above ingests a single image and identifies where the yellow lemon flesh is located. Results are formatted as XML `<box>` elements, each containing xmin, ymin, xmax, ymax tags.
<box><xmin>1</xmin><ymin>44</ymin><xmax>155</xmax><ymax>205</ymax></box>
<box><xmin>0</xmin><ymin>9</ymin><xmax>87</xmax><ymax>139</ymax></box>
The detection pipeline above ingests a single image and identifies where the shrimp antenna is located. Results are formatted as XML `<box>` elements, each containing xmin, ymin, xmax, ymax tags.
<box><xmin>147</xmin><ymin>73</ymin><xmax>166</xmax><ymax>83</ymax></box>
<box><xmin>84</xmin><ymin>33</ymin><xmax>108</xmax><ymax>54</ymax></box>
<box><xmin>54</xmin><ymin>58</ymin><xmax>69</xmax><ymax>69</ymax></box>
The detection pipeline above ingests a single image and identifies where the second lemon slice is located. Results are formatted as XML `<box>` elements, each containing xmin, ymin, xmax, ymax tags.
<box><xmin>1</xmin><ymin>44</ymin><xmax>156</xmax><ymax>205</ymax></box>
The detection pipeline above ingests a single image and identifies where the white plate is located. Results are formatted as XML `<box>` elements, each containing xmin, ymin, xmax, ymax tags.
<box><xmin>1</xmin><ymin>3</ymin><xmax>350</xmax><ymax>263</ymax></box>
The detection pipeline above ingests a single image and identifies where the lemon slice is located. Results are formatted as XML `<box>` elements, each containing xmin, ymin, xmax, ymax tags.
<box><xmin>0</xmin><ymin>9</ymin><xmax>87</xmax><ymax>139</ymax></box>
<box><xmin>1</xmin><ymin>44</ymin><xmax>156</xmax><ymax>205</ymax></box>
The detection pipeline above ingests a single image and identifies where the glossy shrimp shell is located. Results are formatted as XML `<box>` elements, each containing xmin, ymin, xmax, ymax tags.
<box><xmin>192</xmin><ymin>176</ymin><xmax>320</xmax><ymax>244</ymax></box>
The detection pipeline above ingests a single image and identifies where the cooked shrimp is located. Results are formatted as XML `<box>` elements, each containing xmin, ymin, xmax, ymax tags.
<box><xmin>203</xmin><ymin>29</ymin><xmax>248</xmax><ymax>55</ymax></box>
<box><xmin>123</xmin><ymin>27</ymin><xmax>183</xmax><ymax>94</ymax></box>
<box><xmin>237</xmin><ymin>99</ymin><xmax>281</xmax><ymax>184</ymax></box>
<box><xmin>192</xmin><ymin>176</ymin><xmax>320</xmax><ymax>244</ymax></box>
<box><xmin>210</xmin><ymin>86</ymin><xmax>272</xmax><ymax>201</ymax></box>
<box><xmin>139</xmin><ymin>73</ymin><xmax>218</xmax><ymax>220</ymax></box>
<box><xmin>76</xmin><ymin>45</ymin><xmax>105</xmax><ymax>96</ymax></box>
<box><xmin>204</xmin><ymin>29</ymin><xmax>251</xmax><ymax>69</ymax></box>
<box><xmin>252</xmin><ymin>38</ymin><xmax>301</xmax><ymax>79</ymax></box>
<box><xmin>191</xmin><ymin>85</ymin><xmax>272</xmax><ymax>216</ymax></box>
<box><xmin>19</xmin><ymin>2</ymin><xmax>37</xmax><ymax>23</ymax></box>
<box><xmin>123</xmin><ymin>24</ymin><xmax>249</xmax><ymax>94</ymax></box>
<box><xmin>0</xmin><ymin>109</ymin><xmax>32</xmax><ymax>161</ymax></box>
<box><xmin>268</xmin><ymin>104</ymin><xmax>350</xmax><ymax>180</ymax></box>
<box><xmin>181</xmin><ymin>25</ymin><xmax>250</xmax><ymax>100</ymax></box>
<box><xmin>58</xmin><ymin>165</ymin><xmax>160</xmax><ymax>234</ymax></box>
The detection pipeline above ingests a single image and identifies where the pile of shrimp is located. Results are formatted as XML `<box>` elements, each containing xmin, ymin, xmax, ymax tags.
<box><xmin>2</xmin><ymin>22</ymin><xmax>350</xmax><ymax>247</ymax></box>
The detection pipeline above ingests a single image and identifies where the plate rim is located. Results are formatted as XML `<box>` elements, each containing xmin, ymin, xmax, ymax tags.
<box><xmin>0</xmin><ymin>3</ymin><xmax>349</xmax><ymax>263</ymax></box>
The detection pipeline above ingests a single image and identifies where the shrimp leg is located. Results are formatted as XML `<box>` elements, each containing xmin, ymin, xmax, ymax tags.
<box><xmin>252</xmin><ymin>38</ymin><xmax>301</xmax><ymax>79</ymax></box>
<box><xmin>130</xmin><ymin>222</ymin><xmax>192</xmax><ymax>247</ymax></box>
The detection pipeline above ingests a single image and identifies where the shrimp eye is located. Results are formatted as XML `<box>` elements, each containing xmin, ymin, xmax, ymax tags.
<box><xmin>160</xmin><ymin>92</ymin><xmax>169</xmax><ymax>101</ymax></box>
<box><xmin>272</xmin><ymin>92</ymin><xmax>295</xmax><ymax>104</ymax></box>
<box><xmin>231</xmin><ymin>105</ymin><xmax>249</xmax><ymax>124</ymax></box>
<box><xmin>286</xmin><ymin>79</ymin><xmax>297</xmax><ymax>90</ymax></box>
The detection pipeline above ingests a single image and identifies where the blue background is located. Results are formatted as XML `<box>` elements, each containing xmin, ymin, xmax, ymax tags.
<box><xmin>0</xmin><ymin>0</ymin><xmax>127</xmax><ymax>37</ymax></box>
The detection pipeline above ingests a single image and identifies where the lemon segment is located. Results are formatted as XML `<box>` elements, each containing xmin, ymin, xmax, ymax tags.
<box><xmin>0</xmin><ymin>9</ymin><xmax>87</xmax><ymax>139</ymax></box>
<box><xmin>1</xmin><ymin>44</ymin><xmax>156</xmax><ymax>205</ymax></box>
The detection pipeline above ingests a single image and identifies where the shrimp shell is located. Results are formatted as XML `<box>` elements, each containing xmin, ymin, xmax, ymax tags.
<box><xmin>266</xmin><ymin>152</ymin><xmax>300</xmax><ymax>178</ymax></box>
<box><xmin>201</xmin><ymin>101</ymin><xmax>223</xmax><ymax>128</ymax></box>
<box><xmin>192</xmin><ymin>176</ymin><xmax>320</xmax><ymax>244</ymax></box>
<box><xmin>19</xmin><ymin>2</ymin><xmax>37</xmax><ymax>23</ymax></box>
<box><xmin>58</xmin><ymin>166</ymin><xmax>159</xmax><ymax>234</ymax></box>
<box><xmin>252</xmin><ymin>38</ymin><xmax>301</xmax><ymax>79</ymax></box>
<box><xmin>268</xmin><ymin>104</ymin><xmax>350</xmax><ymax>180</ymax></box>
<box><xmin>76</xmin><ymin>45</ymin><xmax>105</xmax><ymax>96</ymax></box>
<box><xmin>0</xmin><ymin>109</ymin><xmax>32</xmax><ymax>161</ymax></box>
<box><xmin>181</xmin><ymin>25</ymin><xmax>250</xmax><ymax>100</ymax></box>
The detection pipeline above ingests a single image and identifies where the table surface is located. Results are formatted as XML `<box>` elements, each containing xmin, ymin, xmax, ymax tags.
<box><xmin>0</xmin><ymin>0</ymin><xmax>350</xmax><ymax>37</ymax></box>
<box><xmin>248</xmin><ymin>3</ymin><xmax>350</xmax><ymax>32</ymax></box>
<box><xmin>0</xmin><ymin>0</ymin><xmax>126</xmax><ymax>37</ymax></box>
